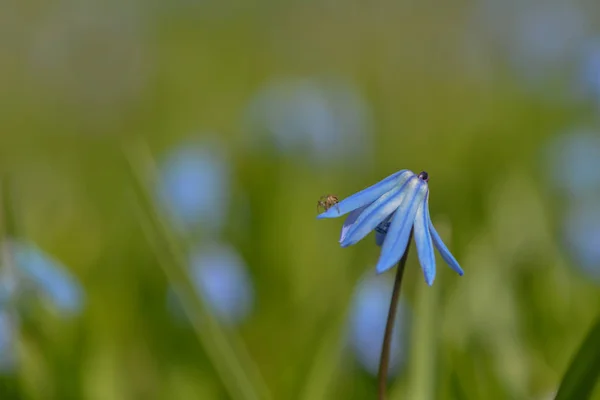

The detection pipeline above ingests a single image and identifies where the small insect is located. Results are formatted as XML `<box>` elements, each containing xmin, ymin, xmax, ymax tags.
<box><xmin>317</xmin><ymin>194</ymin><xmax>340</xmax><ymax>213</ymax></box>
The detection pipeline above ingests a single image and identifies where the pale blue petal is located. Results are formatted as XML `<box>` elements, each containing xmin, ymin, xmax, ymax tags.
<box><xmin>12</xmin><ymin>241</ymin><xmax>85</xmax><ymax>315</ymax></box>
<box><xmin>413</xmin><ymin>193</ymin><xmax>436</xmax><ymax>286</ymax></box>
<box><xmin>340</xmin><ymin>206</ymin><xmax>367</xmax><ymax>243</ymax></box>
<box><xmin>376</xmin><ymin>179</ymin><xmax>428</xmax><ymax>274</ymax></box>
<box><xmin>189</xmin><ymin>243</ymin><xmax>254</xmax><ymax>324</ymax></box>
<box><xmin>429</xmin><ymin>220</ymin><xmax>464</xmax><ymax>276</ymax></box>
<box><xmin>317</xmin><ymin>170</ymin><xmax>414</xmax><ymax>219</ymax></box>
<box><xmin>350</xmin><ymin>274</ymin><xmax>409</xmax><ymax>376</ymax></box>
<box><xmin>340</xmin><ymin>178</ymin><xmax>413</xmax><ymax>247</ymax></box>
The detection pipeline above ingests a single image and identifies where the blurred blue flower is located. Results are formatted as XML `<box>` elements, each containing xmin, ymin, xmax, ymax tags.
<box><xmin>511</xmin><ymin>3</ymin><xmax>587</xmax><ymax>80</ymax></box>
<box><xmin>167</xmin><ymin>243</ymin><xmax>254</xmax><ymax>325</ymax></box>
<box><xmin>543</xmin><ymin>129</ymin><xmax>600</xmax><ymax>197</ymax></box>
<box><xmin>243</xmin><ymin>77</ymin><xmax>372</xmax><ymax>165</ymax></box>
<box><xmin>475</xmin><ymin>0</ymin><xmax>589</xmax><ymax>83</ymax></box>
<box><xmin>0</xmin><ymin>274</ymin><xmax>16</xmax><ymax>308</ymax></box>
<box><xmin>318</xmin><ymin>170</ymin><xmax>463</xmax><ymax>285</ymax></box>
<box><xmin>157</xmin><ymin>138</ymin><xmax>230</xmax><ymax>233</ymax></box>
<box><xmin>1</xmin><ymin>240</ymin><xmax>85</xmax><ymax>316</ymax></box>
<box><xmin>563</xmin><ymin>200</ymin><xmax>600</xmax><ymax>280</ymax></box>
<box><xmin>349</xmin><ymin>273</ymin><xmax>409</xmax><ymax>376</ymax></box>
<box><xmin>574</xmin><ymin>37</ymin><xmax>600</xmax><ymax>104</ymax></box>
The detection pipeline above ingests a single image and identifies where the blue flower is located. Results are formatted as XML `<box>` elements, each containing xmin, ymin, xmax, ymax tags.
<box><xmin>318</xmin><ymin>170</ymin><xmax>464</xmax><ymax>285</ymax></box>
<box><xmin>166</xmin><ymin>242</ymin><xmax>255</xmax><ymax>325</ymax></box>
<box><xmin>563</xmin><ymin>199</ymin><xmax>600</xmax><ymax>281</ymax></box>
<box><xmin>157</xmin><ymin>138</ymin><xmax>231</xmax><ymax>233</ymax></box>
<box><xmin>242</xmin><ymin>77</ymin><xmax>372</xmax><ymax>166</ymax></box>
<box><xmin>349</xmin><ymin>273</ymin><xmax>410</xmax><ymax>376</ymax></box>
<box><xmin>1</xmin><ymin>240</ymin><xmax>85</xmax><ymax>316</ymax></box>
<box><xmin>188</xmin><ymin>243</ymin><xmax>254</xmax><ymax>324</ymax></box>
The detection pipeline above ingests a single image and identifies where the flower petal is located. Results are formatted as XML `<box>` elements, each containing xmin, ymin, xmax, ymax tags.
<box><xmin>317</xmin><ymin>170</ymin><xmax>414</xmax><ymax>219</ymax></box>
<box><xmin>375</xmin><ymin>179</ymin><xmax>428</xmax><ymax>274</ymax></box>
<box><xmin>340</xmin><ymin>178</ymin><xmax>414</xmax><ymax>247</ymax></box>
<box><xmin>340</xmin><ymin>206</ymin><xmax>367</xmax><ymax>242</ymax></box>
<box><xmin>413</xmin><ymin>193</ymin><xmax>436</xmax><ymax>285</ymax></box>
<box><xmin>375</xmin><ymin>213</ymin><xmax>394</xmax><ymax>247</ymax></box>
<box><xmin>10</xmin><ymin>241</ymin><xmax>85</xmax><ymax>315</ymax></box>
<box><xmin>429</xmin><ymin>220</ymin><xmax>464</xmax><ymax>276</ymax></box>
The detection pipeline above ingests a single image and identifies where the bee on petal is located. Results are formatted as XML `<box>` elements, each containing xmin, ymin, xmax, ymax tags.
<box><xmin>317</xmin><ymin>194</ymin><xmax>340</xmax><ymax>214</ymax></box>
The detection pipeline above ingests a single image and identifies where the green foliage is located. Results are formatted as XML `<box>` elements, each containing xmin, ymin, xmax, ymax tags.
<box><xmin>555</xmin><ymin>316</ymin><xmax>600</xmax><ymax>400</ymax></box>
<box><xmin>1</xmin><ymin>2</ymin><xmax>600</xmax><ymax>399</ymax></box>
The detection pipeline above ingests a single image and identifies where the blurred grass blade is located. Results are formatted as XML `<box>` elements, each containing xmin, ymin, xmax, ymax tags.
<box><xmin>449</xmin><ymin>370</ymin><xmax>470</xmax><ymax>400</ymax></box>
<box><xmin>299</xmin><ymin>309</ymin><xmax>349</xmax><ymax>400</ymax></box>
<box><xmin>391</xmin><ymin>259</ymin><xmax>440</xmax><ymax>400</ymax></box>
<box><xmin>122</xmin><ymin>139</ymin><xmax>271</xmax><ymax>400</ymax></box>
<box><xmin>0</xmin><ymin>176</ymin><xmax>20</xmax><ymax>302</ymax></box>
<box><xmin>555</xmin><ymin>316</ymin><xmax>600</xmax><ymax>400</ymax></box>
<box><xmin>0</xmin><ymin>176</ymin><xmax>21</xmax><ymax>372</ymax></box>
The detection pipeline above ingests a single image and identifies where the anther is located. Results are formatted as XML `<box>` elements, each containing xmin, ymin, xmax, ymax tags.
<box><xmin>418</xmin><ymin>171</ymin><xmax>429</xmax><ymax>182</ymax></box>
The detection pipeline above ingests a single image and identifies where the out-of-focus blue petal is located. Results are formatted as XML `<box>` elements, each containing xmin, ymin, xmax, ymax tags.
<box><xmin>243</xmin><ymin>78</ymin><xmax>373</xmax><ymax>166</ymax></box>
<box><xmin>189</xmin><ymin>243</ymin><xmax>254</xmax><ymax>325</ymax></box>
<box><xmin>413</xmin><ymin>194</ymin><xmax>436</xmax><ymax>286</ymax></box>
<box><xmin>317</xmin><ymin>170</ymin><xmax>413</xmax><ymax>219</ymax></box>
<box><xmin>476</xmin><ymin>0</ymin><xmax>588</xmax><ymax>85</ymax></box>
<box><xmin>0</xmin><ymin>274</ymin><xmax>17</xmax><ymax>308</ymax></box>
<box><xmin>429</xmin><ymin>221</ymin><xmax>464</xmax><ymax>276</ymax></box>
<box><xmin>376</xmin><ymin>179</ymin><xmax>427</xmax><ymax>274</ymax></box>
<box><xmin>375</xmin><ymin>213</ymin><xmax>394</xmax><ymax>247</ymax></box>
<box><xmin>349</xmin><ymin>273</ymin><xmax>409</xmax><ymax>377</ymax></box>
<box><xmin>340</xmin><ymin>177</ymin><xmax>414</xmax><ymax>247</ymax></box>
<box><xmin>563</xmin><ymin>199</ymin><xmax>600</xmax><ymax>280</ymax></box>
<box><xmin>573</xmin><ymin>37</ymin><xmax>600</xmax><ymax>104</ymax></box>
<box><xmin>157</xmin><ymin>138</ymin><xmax>230</xmax><ymax>233</ymax></box>
<box><xmin>543</xmin><ymin>130</ymin><xmax>600</xmax><ymax>197</ymax></box>
<box><xmin>10</xmin><ymin>241</ymin><xmax>85</xmax><ymax>316</ymax></box>
<box><xmin>340</xmin><ymin>206</ymin><xmax>367</xmax><ymax>243</ymax></box>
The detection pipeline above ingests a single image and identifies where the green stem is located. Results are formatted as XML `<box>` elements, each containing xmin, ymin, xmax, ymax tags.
<box><xmin>378</xmin><ymin>229</ymin><xmax>413</xmax><ymax>400</ymax></box>
<box><xmin>122</xmin><ymin>139</ymin><xmax>271</xmax><ymax>400</ymax></box>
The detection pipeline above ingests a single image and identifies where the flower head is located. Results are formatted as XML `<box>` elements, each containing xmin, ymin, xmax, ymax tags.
<box><xmin>1</xmin><ymin>240</ymin><xmax>85</xmax><ymax>316</ymax></box>
<box><xmin>318</xmin><ymin>170</ymin><xmax>464</xmax><ymax>285</ymax></box>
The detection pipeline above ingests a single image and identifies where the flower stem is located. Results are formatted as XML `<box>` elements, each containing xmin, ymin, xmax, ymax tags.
<box><xmin>377</xmin><ymin>229</ymin><xmax>413</xmax><ymax>400</ymax></box>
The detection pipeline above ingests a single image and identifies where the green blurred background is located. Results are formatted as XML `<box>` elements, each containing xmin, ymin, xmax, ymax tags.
<box><xmin>1</xmin><ymin>1</ymin><xmax>600</xmax><ymax>399</ymax></box>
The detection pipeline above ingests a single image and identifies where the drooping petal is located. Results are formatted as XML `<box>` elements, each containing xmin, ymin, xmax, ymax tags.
<box><xmin>429</xmin><ymin>220</ymin><xmax>464</xmax><ymax>276</ymax></box>
<box><xmin>375</xmin><ymin>213</ymin><xmax>394</xmax><ymax>247</ymax></box>
<box><xmin>340</xmin><ymin>206</ymin><xmax>367</xmax><ymax>243</ymax></box>
<box><xmin>317</xmin><ymin>170</ymin><xmax>414</xmax><ymax>219</ymax></box>
<box><xmin>340</xmin><ymin>178</ymin><xmax>413</xmax><ymax>247</ymax></box>
<box><xmin>413</xmin><ymin>193</ymin><xmax>436</xmax><ymax>286</ymax></box>
<box><xmin>375</xmin><ymin>178</ymin><xmax>428</xmax><ymax>274</ymax></box>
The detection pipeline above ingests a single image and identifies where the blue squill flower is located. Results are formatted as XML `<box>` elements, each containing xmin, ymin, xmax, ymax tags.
<box><xmin>166</xmin><ymin>242</ymin><xmax>254</xmax><ymax>325</ymax></box>
<box><xmin>157</xmin><ymin>137</ymin><xmax>230</xmax><ymax>233</ymax></box>
<box><xmin>1</xmin><ymin>240</ymin><xmax>85</xmax><ymax>316</ymax></box>
<box><xmin>318</xmin><ymin>170</ymin><xmax>464</xmax><ymax>285</ymax></box>
<box><xmin>349</xmin><ymin>273</ymin><xmax>410</xmax><ymax>376</ymax></box>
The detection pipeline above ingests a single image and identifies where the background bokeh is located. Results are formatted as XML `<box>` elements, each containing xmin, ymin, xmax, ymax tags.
<box><xmin>1</xmin><ymin>0</ymin><xmax>600</xmax><ymax>399</ymax></box>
